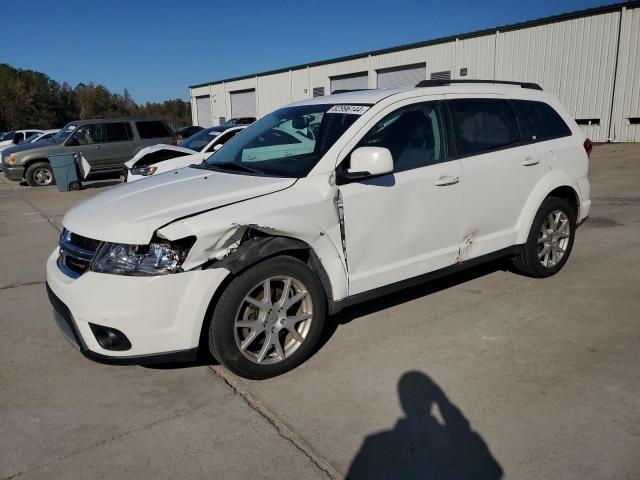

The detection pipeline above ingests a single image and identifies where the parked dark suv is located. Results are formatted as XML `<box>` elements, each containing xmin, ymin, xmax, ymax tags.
<box><xmin>1</xmin><ymin>118</ymin><xmax>175</xmax><ymax>186</ymax></box>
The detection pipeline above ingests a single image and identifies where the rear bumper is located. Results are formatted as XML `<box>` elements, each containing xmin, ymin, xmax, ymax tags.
<box><xmin>3</xmin><ymin>165</ymin><xmax>24</xmax><ymax>181</ymax></box>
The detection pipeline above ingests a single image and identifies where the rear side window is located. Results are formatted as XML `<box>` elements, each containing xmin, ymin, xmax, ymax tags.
<box><xmin>448</xmin><ymin>99</ymin><xmax>520</xmax><ymax>157</ymax></box>
<box><xmin>135</xmin><ymin>121</ymin><xmax>172</xmax><ymax>139</ymax></box>
<box><xmin>511</xmin><ymin>100</ymin><xmax>572</xmax><ymax>142</ymax></box>
<box><xmin>105</xmin><ymin>122</ymin><xmax>133</xmax><ymax>142</ymax></box>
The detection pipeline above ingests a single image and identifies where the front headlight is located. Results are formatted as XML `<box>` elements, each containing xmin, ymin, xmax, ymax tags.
<box><xmin>130</xmin><ymin>165</ymin><xmax>157</xmax><ymax>176</ymax></box>
<box><xmin>92</xmin><ymin>238</ymin><xmax>194</xmax><ymax>276</ymax></box>
<box><xmin>7</xmin><ymin>154</ymin><xmax>18</xmax><ymax>165</ymax></box>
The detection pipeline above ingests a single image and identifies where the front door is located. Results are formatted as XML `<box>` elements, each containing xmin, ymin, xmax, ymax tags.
<box><xmin>339</xmin><ymin>100</ymin><xmax>464</xmax><ymax>295</ymax></box>
<box><xmin>65</xmin><ymin>123</ymin><xmax>106</xmax><ymax>167</ymax></box>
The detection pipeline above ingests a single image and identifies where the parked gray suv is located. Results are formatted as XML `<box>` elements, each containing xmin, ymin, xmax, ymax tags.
<box><xmin>1</xmin><ymin>118</ymin><xmax>175</xmax><ymax>187</ymax></box>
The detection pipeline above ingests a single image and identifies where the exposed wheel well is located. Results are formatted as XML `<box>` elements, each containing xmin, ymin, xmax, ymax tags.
<box><xmin>547</xmin><ymin>186</ymin><xmax>579</xmax><ymax>221</ymax></box>
<box><xmin>197</xmin><ymin>238</ymin><xmax>334</xmax><ymax>356</ymax></box>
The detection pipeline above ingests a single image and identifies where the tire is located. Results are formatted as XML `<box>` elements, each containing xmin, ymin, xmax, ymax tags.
<box><xmin>208</xmin><ymin>255</ymin><xmax>326</xmax><ymax>379</ymax></box>
<box><xmin>512</xmin><ymin>196</ymin><xmax>576</xmax><ymax>278</ymax></box>
<box><xmin>25</xmin><ymin>162</ymin><xmax>55</xmax><ymax>187</ymax></box>
<box><xmin>68</xmin><ymin>181</ymin><xmax>82</xmax><ymax>191</ymax></box>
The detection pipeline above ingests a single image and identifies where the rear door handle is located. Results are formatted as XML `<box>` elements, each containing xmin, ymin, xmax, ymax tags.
<box><xmin>434</xmin><ymin>175</ymin><xmax>459</xmax><ymax>186</ymax></box>
<box><xmin>522</xmin><ymin>157</ymin><xmax>540</xmax><ymax>166</ymax></box>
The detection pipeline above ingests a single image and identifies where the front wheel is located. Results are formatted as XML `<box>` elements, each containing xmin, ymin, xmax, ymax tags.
<box><xmin>25</xmin><ymin>162</ymin><xmax>55</xmax><ymax>187</ymax></box>
<box><xmin>208</xmin><ymin>255</ymin><xmax>326</xmax><ymax>379</ymax></box>
<box><xmin>512</xmin><ymin>196</ymin><xmax>576</xmax><ymax>278</ymax></box>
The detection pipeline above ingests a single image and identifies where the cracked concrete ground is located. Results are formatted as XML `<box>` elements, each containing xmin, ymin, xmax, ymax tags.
<box><xmin>1</xmin><ymin>144</ymin><xmax>639</xmax><ymax>479</ymax></box>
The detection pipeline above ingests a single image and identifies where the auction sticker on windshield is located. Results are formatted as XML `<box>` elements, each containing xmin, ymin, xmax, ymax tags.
<box><xmin>326</xmin><ymin>105</ymin><xmax>370</xmax><ymax>115</ymax></box>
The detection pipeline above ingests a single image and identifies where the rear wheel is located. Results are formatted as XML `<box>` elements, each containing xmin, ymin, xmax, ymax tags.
<box><xmin>25</xmin><ymin>162</ymin><xmax>55</xmax><ymax>187</ymax></box>
<box><xmin>208</xmin><ymin>255</ymin><xmax>326</xmax><ymax>379</ymax></box>
<box><xmin>512</xmin><ymin>196</ymin><xmax>576</xmax><ymax>277</ymax></box>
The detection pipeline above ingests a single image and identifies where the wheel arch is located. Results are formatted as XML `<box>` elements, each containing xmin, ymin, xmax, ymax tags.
<box><xmin>516</xmin><ymin>176</ymin><xmax>581</xmax><ymax>244</ymax></box>
<box><xmin>23</xmin><ymin>157</ymin><xmax>51</xmax><ymax>177</ymax></box>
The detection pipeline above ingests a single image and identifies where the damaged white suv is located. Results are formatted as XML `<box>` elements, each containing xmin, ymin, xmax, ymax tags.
<box><xmin>47</xmin><ymin>80</ymin><xmax>591</xmax><ymax>379</ymax></box>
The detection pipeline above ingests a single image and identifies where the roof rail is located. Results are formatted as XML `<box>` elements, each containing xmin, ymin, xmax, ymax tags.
<box><xmin>415</xmin><ymin>79</ymin><xmax>543</xmax><ymax>90</ymax></box>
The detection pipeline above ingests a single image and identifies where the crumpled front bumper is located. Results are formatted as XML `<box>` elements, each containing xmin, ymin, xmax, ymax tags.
<box><xmin>46</xmin><ymin>248</ymin><xmax>229</xmax><ymax>363</ymax></box>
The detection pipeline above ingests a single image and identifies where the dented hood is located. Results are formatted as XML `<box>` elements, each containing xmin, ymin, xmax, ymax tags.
<box><xmin>63</xmin><ymin>167</ymin><xmax>296</xmax><ymax>244</ymax></box>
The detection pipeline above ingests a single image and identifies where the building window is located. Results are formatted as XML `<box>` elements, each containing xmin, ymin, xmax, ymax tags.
<box><xmin>312</xmin><ymin>87</ymin><xmax>325</xmax><ymax>97</ymax></box>
<box><xmin>575</xmin><ymin>118</ymin><xmax>600</xmax><ymax>126</ymax></box>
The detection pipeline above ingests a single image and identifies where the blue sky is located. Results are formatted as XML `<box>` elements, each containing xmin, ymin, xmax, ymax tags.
<box><xmin>0</xmin><ymin>0</ymin><xmax>619</xmax><ymax>104</ymax></box>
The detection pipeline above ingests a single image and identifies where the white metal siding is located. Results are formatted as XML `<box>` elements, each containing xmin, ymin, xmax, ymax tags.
<box><xmin>230</xmin><ymin>89</ymin><xmax>256</xmax><ymax>118</ymax></box>
<box><xmin>611</xmin><ymin>6</ymin><xmax>640</xmax><ymax>142</ymax></box>
<box><xmin>190</xmin><ymin>4</ymin><xmax>639</xmax><ymax>142</ymax></box>
<box><xmin>196</xmin><ymin>96</ymin><xmax>212</xmax><ymax>127</ymax></box>
<box><xmin>330</xmin><ymin>72</ymin><xmax>368</xmax><ymax>92</ymax></box>
<box><xmin>377</xmin><ymin>63</ymin><xmax>426</xmax><ymax>88</ymax></box>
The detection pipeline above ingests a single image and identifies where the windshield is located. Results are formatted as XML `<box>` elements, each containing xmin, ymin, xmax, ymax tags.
<box><xmin>51</xmin><ymin>124</ymin><xmax>78</xmax><ymax>143</ymax></box>
<box><xmin>179</xmin><ymin>127</ymin><xmax>225</xmax><ymax>152</ymax></box>
<box><xmin>204</xmin><ymin>104</ymin><xmax>365</xmax><ymax>177</ymax></box>
<box><xmin>0</xmin><ymin>131</ymin><xmax>15</xmax><ymax>141</ymax></box>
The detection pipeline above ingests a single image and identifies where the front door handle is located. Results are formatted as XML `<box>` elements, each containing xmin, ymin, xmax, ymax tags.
<box><xmin>94</xmin><ymin>145</ymin><xmax>103</xmax><ymax>149</ymax></box>
<box><xmin>434</xmin><ymin>175</ymin><xmax>459</xmax><ymax>186</ymax></box>
<box><xmin>522</xmin><ymin>157</ymin><xmax>540</xmax><ymax>166</ymax></box>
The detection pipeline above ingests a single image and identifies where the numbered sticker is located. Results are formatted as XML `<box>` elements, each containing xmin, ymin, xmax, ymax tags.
<box><xmin>326</xmin><ymin>105</ymin><xmax>370</xmax><ymax>115</ymax></box>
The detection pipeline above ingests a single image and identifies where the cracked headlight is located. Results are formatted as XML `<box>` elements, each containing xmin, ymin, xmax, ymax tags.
<box><xmin>92</xmin><ymin>238</ymin><xmax>194</xmax><ymax>276</ymax></box>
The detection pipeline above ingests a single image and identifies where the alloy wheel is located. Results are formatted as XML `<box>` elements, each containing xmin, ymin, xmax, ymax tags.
<box><xmin>538</xmin><ymin>210</ymin><xmax>571</xmax><ymax>267</ymax></box>
<box><xmin>234</xmin><ymin>276</ymin><xmax>313</xmax><ymax>365</ymax></box>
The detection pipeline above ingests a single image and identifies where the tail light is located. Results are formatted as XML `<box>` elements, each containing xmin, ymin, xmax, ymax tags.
<box><xmin>583</xmin><ymin>138</ymin><xmax>593</xmax><ymax>159</ymax></box>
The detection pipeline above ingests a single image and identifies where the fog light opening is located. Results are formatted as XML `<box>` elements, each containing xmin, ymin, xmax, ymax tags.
<box><xmin>89</xmin><ymin>323</ymin><xmax>132</xmax><ymax>351</ymax></box>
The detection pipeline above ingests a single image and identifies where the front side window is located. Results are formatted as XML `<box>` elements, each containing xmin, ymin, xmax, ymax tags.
<box><xmin>106</xmin><ymin>122</ymin><xmax>132</xmax><ymax>142</ymax></box>
<box><xmin>205</xmin><ymin>129</ymin><xmax>240</xmax><ymax>152</ymax></box>
<box><xmin>448</xmin><ymin>99</ymin><xmax>520</xmax><ymax>157</ymax></box>
<box><xmin>511</xmin><ymin>100</ymin><xmax>572</xmax><ymax>142</ymax></box>
<box><xmin>68</xmin><ymin>124</ymin><xmax>105</xmax><ymax>145</ymax></box>
<box><xmin>356</xmin><ymin>102</ymin><xmax>446</xmax><ymax>172</ymax></box>
<box><xmin>204</xmin><ymin>104</ymin><xmax>363</xmax><ymax>177</ymax></box>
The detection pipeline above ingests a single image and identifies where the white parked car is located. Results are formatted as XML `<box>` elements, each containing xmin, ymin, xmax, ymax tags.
<box><xmin>20</xmin><ymin>129</ymin><xmax>59</xmax><ymax>144</ymax></box>
<box><xmin>124</xmin><ymin>125</ymin><xmax>247</xmax><ymax>182</ymax></box>
<box><xmin>0</xmin><ymin>129</ymin><xmax>44</xmax><ymax>153</ymax></box>
<box><xmin>47</xmin><ymin>80</ymin><xmax>591</xmax><ymax>379</ymax></box>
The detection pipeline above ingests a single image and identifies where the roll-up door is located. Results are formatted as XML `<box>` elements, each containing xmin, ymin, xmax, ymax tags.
<box><xmin>196</xmin><ymin>96</ymin><xmax>212</xmax><ymax>127</ymax></box>
<box><xmin>377</xmin><ymin>63</ymin><xmax>426</xmax><ymax>88</ymax></box>
<box><xmin>330</xmin><ymin>72</ymin><xmax>368</xmax><ymax>93</ymax></box>
<box><xmin>230</xmin><ymin>89</ymin><xmax>256</xmax><ymax>118</ymax></box>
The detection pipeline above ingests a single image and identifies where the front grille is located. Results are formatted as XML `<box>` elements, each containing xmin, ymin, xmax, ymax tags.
<box><xmin>58</xmin><ymin>229</ymin><xmax>101</xmax><ymax>278</ymax></box>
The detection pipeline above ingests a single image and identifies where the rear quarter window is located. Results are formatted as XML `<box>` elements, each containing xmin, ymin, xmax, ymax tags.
<box><xmin>511</xmin><ymin>100</ymin><xmax>572</xmax><ymax>142</ymax></box>
<box><xmin>135</xmin><ymin>121</ymin><xmax>172</xmax><ymax>139</ymax></box>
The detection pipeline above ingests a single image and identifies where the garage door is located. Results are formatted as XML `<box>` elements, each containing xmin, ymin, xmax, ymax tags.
<box><xmin>377</xmin><ymin>63</ymin><xmax>426</xmax><ymax>89</ymax></box>
<box><xmin>330</xmin><ymin>72</ymin><xmax>368</xmax><ymax>93</ymax></box>
<box><xmin>196</xmin><ymin>96</ymin><xmax>212</xmax><ymax>127</ymax></box>
<box><xmin>230</xmin><ymin>89</ymin><xmax>256</xmax><ymax>118</ymax></box>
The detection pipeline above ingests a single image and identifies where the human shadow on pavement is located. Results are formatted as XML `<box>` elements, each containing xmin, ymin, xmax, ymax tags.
<box><xmin>347</xmin><ymin>371</ymin><xmax>503</xmax><ymax>480</ymax></box>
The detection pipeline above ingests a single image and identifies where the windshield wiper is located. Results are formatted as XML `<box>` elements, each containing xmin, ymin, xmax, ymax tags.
<box><xmin>206</xmin><ymin>162</ymin><xmax>264</xmax><ymax>175</ymax></box>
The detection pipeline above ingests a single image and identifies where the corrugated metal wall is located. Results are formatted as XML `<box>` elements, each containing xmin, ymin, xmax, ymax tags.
<box><xmin>191</xmin><ymin>5</ymin><xmax>639</xmax><ymax>141</ymax></box>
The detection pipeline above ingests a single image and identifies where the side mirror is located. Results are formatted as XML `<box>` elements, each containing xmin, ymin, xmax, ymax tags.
<box><xmin>344</xmin><ymin>147</ymin><xmax>394</xmax><ymax>180</ymax></box>
<box><xmin>213</xmin><ymin>143</ymin><xmax>223</xmax><ymax>151</ymax></box>
<box><xmin>66</xmin><ymin>137</ymin><xmax>79</xmax><ymax>147</ymax></box>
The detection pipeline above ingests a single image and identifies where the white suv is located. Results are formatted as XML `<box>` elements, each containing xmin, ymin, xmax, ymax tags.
<box><xmin>47</xmin><ymin>80</ymin><xmax>591</xmax><ymax>379</ymax></box>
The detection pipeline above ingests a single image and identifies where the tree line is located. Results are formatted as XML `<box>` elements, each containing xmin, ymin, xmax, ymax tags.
<box><xmin>0</xmin><ymin>63</ymin><xmax>192</xmax><ymax>132</ymax></box>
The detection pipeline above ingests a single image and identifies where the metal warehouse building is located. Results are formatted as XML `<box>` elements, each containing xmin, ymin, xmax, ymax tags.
<box><xmin>189</xmin><ymin>1</ymin><xmax>640</xmax><ymax>142</ymax></box>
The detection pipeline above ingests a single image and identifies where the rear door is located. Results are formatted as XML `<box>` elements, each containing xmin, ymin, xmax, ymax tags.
<box><xmin>444</xmin><ymin>96</ymin><xmax>543</xmax><ymax>259</ymax></box>
<box><xmin>104</xmin><ymin>122</ymin><xmax>136</xmax><ymax>166</ymax></box>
